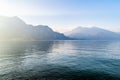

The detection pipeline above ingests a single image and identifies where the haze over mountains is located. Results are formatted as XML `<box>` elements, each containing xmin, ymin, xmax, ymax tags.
<box><xmin>65</xmin><ymin>27</ymin><xmax>120</xmax><ymax>40</ymax></box>
<box><xmin>0</xmin><ymin>16</ymin><xmax>68</xmax><ymax>40</ymax></box>
<box><xmin>0</xmin><ymin>16</ymin><xmax>120</xmax><ymax>40</ymax></box>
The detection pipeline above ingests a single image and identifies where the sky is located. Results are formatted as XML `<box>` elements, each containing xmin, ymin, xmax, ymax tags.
<box><xmin>0</xmin><ymin>0</ymin><xmax>120</xmax><ymax>32</ymax></box>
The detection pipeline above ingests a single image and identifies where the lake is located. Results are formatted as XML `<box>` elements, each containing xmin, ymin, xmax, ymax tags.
<box><xmin>0</xmin><ymin>40</ymin><xmax>120</xmax><ymax>80</ymax></box>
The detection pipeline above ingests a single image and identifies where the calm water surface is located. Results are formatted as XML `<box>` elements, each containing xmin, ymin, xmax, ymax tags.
<box><xmin>0</xmin><ymin>41</ymin><xmax>120</xmax><ymax>80</ymax></box>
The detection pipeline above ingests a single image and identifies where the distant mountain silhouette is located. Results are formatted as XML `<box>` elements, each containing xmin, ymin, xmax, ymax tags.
<box><xmin>65</xmin><ymin>27</ymin><xmax>120</xmax><ymax>40</ymax></box>
<box><xmin>1</xmin><ymin>16</ymin><xmax>120</xmax><ymax>40</ymax></box>
<box><xmin>0</xmin><ymin>16</ymin><xmax>68</xmax><ymax>40</ymax></box>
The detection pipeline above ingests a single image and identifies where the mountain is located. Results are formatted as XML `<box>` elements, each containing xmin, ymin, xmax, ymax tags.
<box><xmin>0</xmin><ymin>16</ymin><xmax>68</xmax><ymax>41</ymax></box>
<box><xmin>65</xmin><ymin>27</ymin><xmax>120</xmax><ymax>40</ymax></box>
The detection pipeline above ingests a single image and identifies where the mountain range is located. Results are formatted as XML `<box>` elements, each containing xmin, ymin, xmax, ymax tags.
<box><xmin>0</xmin><ymin>16</ymin><xmax>120</xmax><ymax>40</ymax></box>
<box><xmin>65</xmin><ymin>27</ymin><xmax>120</xmax><ymax>40</ymax></box>
<box><xmin>0</xmin><ymin>16</ymin><xmax>68</xmax><ymax>40</ymax></box>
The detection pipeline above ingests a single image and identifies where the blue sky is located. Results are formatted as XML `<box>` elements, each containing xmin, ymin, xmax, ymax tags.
<box><xmin>0</xmin><ymin>0</ymin><xmax>120</xmax><ymax>32</ymax></box>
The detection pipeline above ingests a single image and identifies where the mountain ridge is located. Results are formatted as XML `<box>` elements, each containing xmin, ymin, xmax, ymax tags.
<box><xmin>0</xmin><ymin>16</ymin><xmax>69</xmax><ymax>41</ymax></box>
<box><xmin>0</xmin><ymin>16</ymin><xmax>120</xmax><ymax>40</ymax></box>
<box><xmin>65</xmin><ymin>27</ymin><xmax>120</xmax><ymax>40</ymax></box>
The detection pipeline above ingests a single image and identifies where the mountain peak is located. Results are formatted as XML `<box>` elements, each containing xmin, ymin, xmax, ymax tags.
<box><xmin>12</xmin><ymin>16</ymin><xmax>26</xmax><ymax>24</ymax></box>
<box><xmin>0</xmin><ymin>16</ymin><xmax>68</xmax><ymax>40</ymax></box>
<box><xmin>35</xmin><ymin>25</ymin><xmax>53</xmax><ymax>32</ymax></box>
<box><xmin>65</xmin><ymin>26</ymin><xmax>120</xmax><ymax>40</ymax></box>
<box><xmin>0</xmin><ymin>16</ymin><xmax>26</xmax><ymax>25</ymax></box>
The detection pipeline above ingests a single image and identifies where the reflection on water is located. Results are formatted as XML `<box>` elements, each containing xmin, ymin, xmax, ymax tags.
<box><xmin>0</xmin><ymin>41</ymin><xmax>120</xmax><ymax>80</ymax></box>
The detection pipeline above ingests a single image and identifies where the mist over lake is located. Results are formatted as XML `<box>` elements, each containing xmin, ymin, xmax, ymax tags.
<box><xmin>0</xmin><ymin>41</ymin><xmax>120</xmax><ymax>80</ymax></box>
<box><xmin>1</xmin><ymin>0</ymin><xmax>120</xmax><ymax>80</ymax></box>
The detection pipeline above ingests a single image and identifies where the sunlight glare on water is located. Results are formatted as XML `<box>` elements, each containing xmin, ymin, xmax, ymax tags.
<box><xmin>0</xmin><ymin>41</ymin><xmax>120</xmax><ymax>80</ymax></box>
